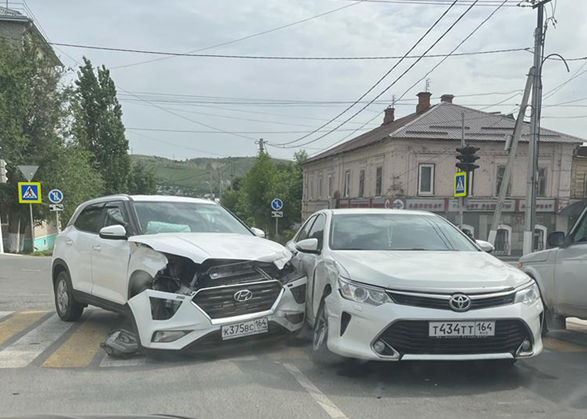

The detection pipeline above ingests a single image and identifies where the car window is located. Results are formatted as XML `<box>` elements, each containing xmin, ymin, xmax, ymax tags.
<box><xmin>102</xmin><ymin>203</ymin><xmax>128</xmax><ymax>228</ymax></box>
<box><xmin>73</xmin><ymin>205</ymin><xmax>103</xmax><ymax>234</ymax></box>
<box><xmin>307</xmin><ymin>214</ymin><xmax>326</xmax><ymax>250</ymax></box>
<box><xmin>296</xmin><ymin>216</ymin><xmax>316</xmax><ymax>242</ymax></box>
<box><xmin>571</xmin><ymin>212</ymin><xmax>587</xmax><ymax>244</ymax></box>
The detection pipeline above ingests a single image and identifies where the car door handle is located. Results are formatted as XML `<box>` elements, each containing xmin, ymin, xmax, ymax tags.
<box><xmin>92</xmin><ymin>245</ymin><xmax>102</xmax><ymax>252</ymax></box>
<box><xmin>65</xmin><ymin>239</ymin><xmax>73</xmax><ymax>246</ymax></box>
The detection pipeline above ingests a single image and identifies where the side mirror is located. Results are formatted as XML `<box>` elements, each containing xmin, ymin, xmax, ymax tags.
<box><xmin>296</xmin><ymin>238</ymin><xmax>319</xmax><ymax>254</ymax></box>
<box><xmin>99</xmin><ymin>224</ymin><xmax>128</xmax><ymax>240</ymax></box>
<box><xmin>251</xmin><ymin>227</ymin><xmax>265</xmax><ymax>238</ymax></box>
<box><xmin>547</xmin><ymin>231</ymin><xmax>566</xmax><ymax>248</ymax></box>
<box><xmin>476</xmin><ymin>240</ymin><xmax>495</xmax><ymax>253</ymax></box>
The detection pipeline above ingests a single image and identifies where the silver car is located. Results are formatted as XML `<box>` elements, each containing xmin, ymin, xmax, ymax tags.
<box><xmin>519</xmin><ymin>205</ymin><xmax>587</xmax><ymax>331</ymax></box>
<box><xmin>287</xmin><ymin>209</ymin><xmax>543</xmax><ymax>364</ymax></box>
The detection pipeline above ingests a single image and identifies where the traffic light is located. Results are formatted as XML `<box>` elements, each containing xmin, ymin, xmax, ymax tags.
<box><xmin>0</xmin><ymin>159</ymin><xmax>7</xmax><ymax>183</ymax></box>
<box><xmin>456</xmin><ymin>146</ymin><xmax>480</xmax><ymax>172</ymax></box>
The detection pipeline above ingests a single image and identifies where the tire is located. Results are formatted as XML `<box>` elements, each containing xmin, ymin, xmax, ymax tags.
<box><xmin>311</xmin><ymin>299</ymin><xmax>337</xmax><ymax>365</ymax></box>
<box><xmin>54</xmin><ymin>271</ymin><xmax>84</xmax><ymax>322</ymax></box>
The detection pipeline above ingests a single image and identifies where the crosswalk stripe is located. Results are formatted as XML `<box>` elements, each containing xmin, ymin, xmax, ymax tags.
<box><xmin>0</xmin><ymin>311</ymin><xmax>48</xmax><ymax>347</ymax></box>
<box><xmin>0</xmin><ymin>312</ymin><xmax>14</xmax><ymax>321</ymax></box>
<box><xmin>42</xmin><ymin>312</ymin><xmax>113</xmax><ymax>368</ymax></box>
<box><xmin>99</xmin><ymin>355</ymin><xmax>146</xmax><ymax>368</ymax></box>
<box><xmin>543</xmin><ymin>337</ymin><xmax>587</xmax><ymax>353</ymax></box>
<box><xmin>0</xmin><ymin>313</ymin><xmax>74</xmax><ymax>368</ymax></box>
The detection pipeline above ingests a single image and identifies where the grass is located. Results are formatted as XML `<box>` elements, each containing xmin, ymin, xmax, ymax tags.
<box><xmin>32</xmin><ymin>249</ymin><xmax>53</xmax><ymax>257</ymax></box>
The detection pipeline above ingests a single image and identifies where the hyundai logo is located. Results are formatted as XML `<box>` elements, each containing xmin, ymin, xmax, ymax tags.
<box><xmin>234</xmin><ymin>289</ymin><xmax>253</xmax><ymax>303</ymax></box>
<box><xmin>449</xmin><ymin>294</ymin><xmax>472</xmax><ymax>312</ymax></box>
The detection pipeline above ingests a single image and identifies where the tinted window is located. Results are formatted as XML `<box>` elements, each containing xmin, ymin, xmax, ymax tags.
<box><xmin>74</xmin><ymin>205</ymin><xmax>103</xmax><ymax>234</ymax></box>
<box><xmin>103</xmin><ymin>204</ymin><xmax>127</xmax><ymax>228</ymax></box>
<box><xmin>307</xmin><ymin>214</ymin><xmax>326</xmax><ymax>250</ymax></box>
<box><xmin>296</xmin><ymin>216</ymin><xmax>316</xmax><ymax>242</ymax></box>
<box><xmin>572</xmin><ymin>212</ymin><xmax>587</xmax><ymax>244</ymax></box>
<box><xmin>330</xmin><ymin>214</ymin><xmax>478</xmax><ymax>251</ymax></box>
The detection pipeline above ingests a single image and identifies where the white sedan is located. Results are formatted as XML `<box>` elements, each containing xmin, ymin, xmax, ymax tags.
<box><xmin>287</xmin><ymin>209</ymin><xmax>543</xmax><ymax>364</ymax></box>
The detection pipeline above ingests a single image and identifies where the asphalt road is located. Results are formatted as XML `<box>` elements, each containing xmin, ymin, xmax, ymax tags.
<box><xmin>1</xmin><ymin>254</ymin><xmax>587</xmax><ymax>419</ymax></box>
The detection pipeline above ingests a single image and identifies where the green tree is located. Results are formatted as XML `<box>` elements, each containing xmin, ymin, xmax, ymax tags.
<box><xmin>71</xmin><ymin>57</ymin><xmax>130</xmax><ymax>194</ymax></box>
<box><xmin>128</xmin><ymin>160</ymin><xmax>157</xmax><ymax>195</ymax></box>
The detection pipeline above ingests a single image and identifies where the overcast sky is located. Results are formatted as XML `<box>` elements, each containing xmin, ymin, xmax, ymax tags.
<box><xmin>23</xmin><ymin>0</ymin><xmax>587</xmax><ymax>160</ymax></box>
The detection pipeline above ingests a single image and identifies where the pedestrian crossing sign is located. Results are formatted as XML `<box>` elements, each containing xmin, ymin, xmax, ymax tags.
<box><xmin>454</xmin><ymin>172</ymin><xmax>467</xmax><ymax>198</ymax></box>
<box><xmin>18</xmin><ymin>182</ymin><xmax>42</xmax><ymax>204</ymax></box>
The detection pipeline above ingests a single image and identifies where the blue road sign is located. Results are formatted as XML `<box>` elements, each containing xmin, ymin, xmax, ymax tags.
<box><xmin>48</xmin><ymin>189</ymin><xmax>64</xmax><ymax>204</ymax></box>
<box><xmin>18</xmin><ymin>182</ymin><xmax>41</xmax><ymax>204</ymax></box>
<box><xmin>454</xmin><ymin>172</ymin><xmax>467</xmax><ymax>198</ymax></box>
<box><xmin>271</xmin><ymin>198</ymin><xmax>284</xmax><ymax>211</ymax></box>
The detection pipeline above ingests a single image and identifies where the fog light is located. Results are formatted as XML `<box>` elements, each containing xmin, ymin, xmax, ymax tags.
<box><xmin>373</xmin><ymin>340</ymin><xmax>386</xmax><ymax>354</ymax></box>
<box><xmin>521</xmin><ymin>339</ymin><xmax>532</xmax><ymax>351</ymax></box>
<box><xmin>152</xmin><ymin>330</ymin><xmax>188</xmax><ymax>342</ymax></box>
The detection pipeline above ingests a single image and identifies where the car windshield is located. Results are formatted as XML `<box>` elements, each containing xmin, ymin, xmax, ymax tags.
<box><xmin>330</xmin><ymin>213</ymin><xmax>478</xmax><ymax>251</ymax></box>
<box><xmin>133</xmin><ymin>201</ymin><xmax>252</xmax><ymax>236</ymax></box>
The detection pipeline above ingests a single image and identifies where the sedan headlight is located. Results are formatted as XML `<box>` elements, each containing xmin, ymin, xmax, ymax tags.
<box><xmin>514</xmin><ymin>282</ymin><xmax>541</xmax><ymax>306</ymax></box>
<box><xmin>338</xmin><ymin>278</ymin><xmax>391</xmax><ymax>306</ymax></box>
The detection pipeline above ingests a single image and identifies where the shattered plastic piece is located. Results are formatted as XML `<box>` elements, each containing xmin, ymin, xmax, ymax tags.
<box><xmin>101</xmin><ymin>329</ymin><xmax>140</xmax><ymax>358</ymax></box>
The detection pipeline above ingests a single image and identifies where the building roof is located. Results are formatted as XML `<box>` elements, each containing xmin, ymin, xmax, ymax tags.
<box><xmin>304</xmin><ymin>101</ymin><xmax>585</xmax><ymax>165</ymax></box>
<box><xmin>0</xmin><ymin>6</ymin><xmax>29</xmax><ymax>21</ymax></box>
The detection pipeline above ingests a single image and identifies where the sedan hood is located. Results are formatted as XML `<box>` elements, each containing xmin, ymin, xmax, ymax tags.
<box><xmin>129</xmin><ymin>233</ymin><xmax>291</xmax><ymax>267</ymax></box>
<box><xmin>331</xmin><ymin>250</ymin><xmax>530</xmax><ymax>292</ymax></box>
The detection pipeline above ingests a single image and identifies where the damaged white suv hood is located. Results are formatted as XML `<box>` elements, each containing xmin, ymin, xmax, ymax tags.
<box><xmin>129</xmin><ymin>232</ymin><xmax>292</xmax><ymax>267</ymax></box>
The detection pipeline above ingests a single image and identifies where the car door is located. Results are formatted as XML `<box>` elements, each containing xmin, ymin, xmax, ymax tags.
<box><xmin>286</xmin><ymin>215</ymin><xmax>317</xmax><ymax>270</ymax></box>
<box><xmin>300</xmin><ymin>214</ymin><xmax>327</xmax><ymax>325</ymax></box>
<box><xmin>554</xmin><ymin>208</ymin><xmax>587</xmax><ymax>318</ymax></box>
<box><xmin>66</xmin><ymin>204</ymin><xmax>104</xmax><ymax>294</ymax></box>
<box><xmin>90</xmin><ymin>201</ymin><xmax>132</xmax><ymax>305</ymax></box>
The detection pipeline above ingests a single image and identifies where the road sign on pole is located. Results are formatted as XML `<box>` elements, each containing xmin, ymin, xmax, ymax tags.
<box><xmin>48</xmin><ymin>189</ymin><xmax>64</xmax><ymax>204</ymax></box>
<box><xmin>454</xmin><ymin>172</ymin><xmax>467</xmax><ymax>198</ymax></box>
<box><xmin>271</xmin><ymin>211</ymin><xmax>284</xmax><ymax>218</ymax></box>
<box><xmin>50</xmin><ymin>204</ymin><xmax>64</xmax><ymax>212</ymax></box>
<box><xmin>18</xmin><ymin>182</ymin><xmax>42</xmax><ymax>204</ymax></box>
<box><xmin>271</xmin><ymin>198</ymin><xmax>283</xmax><ymax>211</ymax></box>
<box><xmin>17</xmin><ymin>165</ymin><xmax>38</xmax><ymax>182</ymax></box>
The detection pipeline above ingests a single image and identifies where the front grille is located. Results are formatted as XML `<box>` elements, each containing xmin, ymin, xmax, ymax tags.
<box><xmin>388</xmin><ymin>291</ymin><xmax>515</xmax><ymax>311</ymax></box>
<box><xmin>379</xmin><ymin>320</ymin><xmax>530</xmax><ymax>355</ymax></box>
<box><xmin>193</xmin><ymin>281</ymin><xmax>282</xmax><ymax>319</ymax></box>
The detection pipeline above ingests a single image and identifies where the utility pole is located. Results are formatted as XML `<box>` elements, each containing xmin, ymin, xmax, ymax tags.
<box><xmin>523</xmin><ymin>0</ymin><xmax>550</xmax><ymax>255</ymax></box>
<box><xmin>457</xmin><ymin>112</ymin><xmax>466</xmax><ymax>228</ymax></box>
<box><xmin>488</xmin><ymin>67</ymin><xmax>535</xmax><ymax>245</ymax></box>
<box><xmin>255</xmin><ymin>138</ymin><xmax>267</xmax><ymax>154</ymax></box>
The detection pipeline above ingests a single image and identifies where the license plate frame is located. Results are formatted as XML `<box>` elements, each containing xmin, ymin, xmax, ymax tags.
<box><xmin>429</xmin><ymin>321</ymin><xmax>496</xmax><ymax>338</ymax></box>
<box><xmin>221</xmin><ymin>317</ymin><xmax>269</xmax><ymax>340</ymax></box>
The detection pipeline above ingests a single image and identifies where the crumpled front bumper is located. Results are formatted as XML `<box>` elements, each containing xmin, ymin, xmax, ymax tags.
<box><xmin>128</xmin><ymin>276</ymin><xmax>306</xmax><ymax>351</ymax></box>
<box><xmin>324</xmin><ymin>289</ymin><xmax>544</xmax><ymax>361</ymax></box>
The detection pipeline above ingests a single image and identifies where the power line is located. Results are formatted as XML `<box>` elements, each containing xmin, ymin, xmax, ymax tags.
<box><xmin>110</xmin><ymin>1</ymin><xmax>365</xmax><ymax>70</ymax></box>
<box><xmin>273</xmin><ymin>0</ymin><xmax>485</xmax><ymax>149</ymax></box>
<box><xmin>272</xmin><ymin>0</ymin><xmax>460</xmax><ymax>148</ymax></box>
<box><xmin>48</xmin><ymin>41</ymin><xmax>529</xmax><ymax>61</ymax></box>
<box><xmin>126</xmin><ymin>127</ymin><xmax>373</xmax><ymax>134</ymax></box>
<box><xmin>324</xmin><ymin>0</ymin><xmax>521</xmax><ymax>5</ymax></box>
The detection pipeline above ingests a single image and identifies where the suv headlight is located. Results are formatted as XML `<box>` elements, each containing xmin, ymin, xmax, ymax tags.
<box><xmin>514</xmin><ymin>282</ymin><xmax>541</xmax><ymax>306</ymax></box>
<box><xmin>338</xmin><ymin>278</ymin><xmax>391</xmax><ymax>306</ymax></box>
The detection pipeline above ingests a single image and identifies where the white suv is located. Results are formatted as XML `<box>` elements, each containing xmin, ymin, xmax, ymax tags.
<box><xmin>52</xmin><ymin>195</ymin><xmax>307</xmax><ymax>352</ymax></box>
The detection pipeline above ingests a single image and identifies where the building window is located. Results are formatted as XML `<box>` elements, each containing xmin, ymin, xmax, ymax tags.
<box><xmin>344</xmin><ymin>171</ymin><xmax>351</xmax><ymax>197</ymax></box>
<box><xmin>375</xmin><ymin>166</ymin><xmax>383</xmax><ymax>196</ymax></box>
<box><xmin>495</xmin><ymin>165</ymin><xmax>512</xmax><ymax>196</ymax></box>
<box><xmin>418</xmin><ymin>164</ymin><xmax>434</xmax><ymax>196</ymax></box>
<box><xmin>537</xmin><ymin>167</ymin><xmax>547</xmax><ymax>197</ymax></box>
<box><xmin>534</xmin><ymin>225</ymin><xmax>547</xmax><ymax>251</ymax></box>
<box><xmin>358</xmin><ymin>169</ymin><xmax>365</xmax><ymax>198</ymax></box>
<box><xmin>309</xmin><ymin>178</ymin><xmax>314</xmax><ymax>200</ymax></box>
<box><xmin>584</xmin><ymin>173</ymin><xmax>587</xmax><ymax>197</ymax></box>
<box><xmin>494</xmin><ymin>225</ymin><xmax>512</xmax><ymax>256</ymax></box>
<box><xmin>327</xmin><ymin>175</ymin><xmax>333</xmax><ymax>198</ymax></box>
<box><xmin>318</xmin><ymin>174</ymin><xmax>323</xmax><ymax>199</ymax></box>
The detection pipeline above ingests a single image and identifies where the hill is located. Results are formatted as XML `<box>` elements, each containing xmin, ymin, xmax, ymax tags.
<box><xmin>131</xmin><ymin>154</ymin><xmax>291</xmax><ymax>197</ymax></box>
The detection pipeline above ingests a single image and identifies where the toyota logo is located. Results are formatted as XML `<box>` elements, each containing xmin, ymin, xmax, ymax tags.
<box><xmin>449</xmin><ymin>294</ymin><xmax>472</xmax><ymax>312</ymax></box>
<box><xmin>234</xmin><ymin>289</ymin><xmax>253</xmax><ymax>303</ymax></box>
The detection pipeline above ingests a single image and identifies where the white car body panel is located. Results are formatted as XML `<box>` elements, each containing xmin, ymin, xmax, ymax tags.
<box><xmin>54</xmin><ymin>226</ymin><xmax>96</xmax><ymax>294</ymax></box>
<box><xmin>91</xmin><ymin>234</ymin><xmax>130</xmax><ymax>304</ymax></box>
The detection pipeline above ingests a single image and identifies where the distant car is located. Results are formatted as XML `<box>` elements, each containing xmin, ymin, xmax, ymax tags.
<box><xmin>52</xmin><ymin>195</ymin><xmax>306</xmax><ymax>352</ymax></box>
<box><xmin>519</xmin><ymin>205</ymin><xmax>587</xmax><ymax>331</ymax></box>
<box><xmin>287</xmin><ymin>209</ymin><xmax>543</xmax><ymax>364</ymax></box>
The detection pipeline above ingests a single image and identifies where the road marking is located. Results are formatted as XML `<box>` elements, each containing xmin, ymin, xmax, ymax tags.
<box><xmin>42</xmin><ymin>312</ymin><xmax>112</xmax><ymax>368</ymax></box>
<box><xmin>284</xmin><ymin>363</ymin><xmax>349</xmax><ymax>419</ymax></box>
<box><xmin>99</xmin><ymin>355</ymin><xmax>146</xmax><ymax>368</ymax></box>
<box><xmin>0</xmin><ymin>312</ymin><xmax>14</xmax><ymax>321</ymax></box>
<box><xmin>543</xmin><ymin>337</ymin><xmax>587</xmax><ymax>353</ymax></box>
<box><xmin>266</xmin><ymin>346</ymin><xmax>309</xmax><ymax>360</ymax></box>
<box><xmin>0</xmin><ymin>311</ymin><xmax>48</xmax><ymax>347</ymax></box>
<box><xmin>0</xmin><ymin>314</ymin><xmax>74</xmax><ymax>368</ymax></box>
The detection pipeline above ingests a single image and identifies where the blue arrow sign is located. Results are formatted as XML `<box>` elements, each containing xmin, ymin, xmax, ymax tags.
<box><xmin>271</xmin><ymin>198</ymin><xmax>283</xmax><ymax>211</ymax></box>
<box><xmin>48</xmin><ymin>189</ymin><xmax>64</xmax><ymax>204</ymax></box>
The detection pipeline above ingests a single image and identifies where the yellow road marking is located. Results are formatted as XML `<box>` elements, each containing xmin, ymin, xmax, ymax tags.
<box><xmin>0</xmin><ymin>311</ymin><xmax>48</xmax><ymax>347</ymax></box>
<box><xmin>266</xmin><ymin>346</ymin><xmax>309</xmax><ymax>360</ymax></box>
<box><xmin>42</xmin><ymin>313</ymin><xmax>112</xmax><ymax>368</ymax></box>
<box><xmin>543</xmin><ymin>337</ymin><xmax>587</xmax><ymax>353</ymax></box>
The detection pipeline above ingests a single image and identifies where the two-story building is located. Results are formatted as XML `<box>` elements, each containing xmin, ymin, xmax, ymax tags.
<box><xmin>301</xmin><ymin>92</ymin><xmax>585</xmax><ymax>256</ymax></box>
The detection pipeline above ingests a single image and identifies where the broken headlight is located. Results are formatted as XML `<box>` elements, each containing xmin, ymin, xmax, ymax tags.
<box><xmin>279</xmin><ymin>262</ymin><xmax>305</xmax><ymax>284</ymax></box>
<box><xmin>149</xmin><ymin>297</ymin><xmax>183</xmax><ymax>320</ymax></box>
